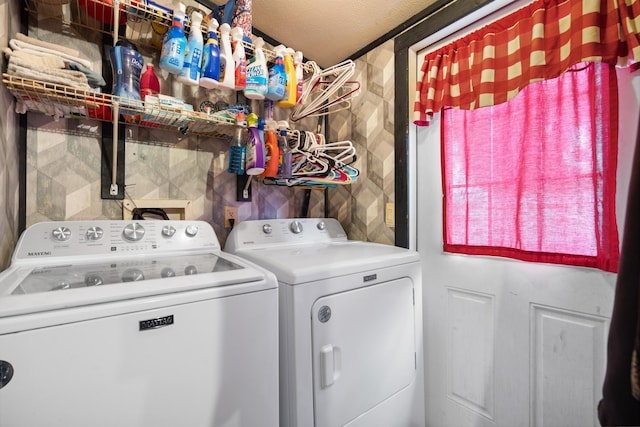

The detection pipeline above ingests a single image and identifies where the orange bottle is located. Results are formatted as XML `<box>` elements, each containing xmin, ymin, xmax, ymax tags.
<box><xmin>260</xmin><ymin>120</ymin><xmax>279</xmax><ymax>178</ymax></box>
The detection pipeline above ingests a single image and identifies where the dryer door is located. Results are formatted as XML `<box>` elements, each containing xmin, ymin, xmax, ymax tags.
<box><xmin>311</xmin><ymin>277</ymin><xmax>416</xmax><ymax>427</ymax></box>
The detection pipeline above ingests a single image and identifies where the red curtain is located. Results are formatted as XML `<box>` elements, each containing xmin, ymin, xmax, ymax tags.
<box><xmin>441</xmin><ymin>62</ymin><xmax>619</xmax><ymax>272</ymax></box>
<box><xmin>414</xmin><ymin>0</ymin><xmax>640</xmax><ymax>126</ymax></box>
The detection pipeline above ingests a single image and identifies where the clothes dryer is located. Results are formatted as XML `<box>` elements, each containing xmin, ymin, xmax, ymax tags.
<box><xmin>225</xmin><ymin>218</ymin><xmax>425</xmax><ymax>427</ymax></box>
<box><xmin>0</xmin><ymin>220</ymin><xmax>278</xmax><ymax>427</ymax></box>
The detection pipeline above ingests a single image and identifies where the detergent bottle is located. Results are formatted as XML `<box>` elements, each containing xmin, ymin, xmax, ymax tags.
<box><xmin>243</xmin><ymin>37</ymin><xmax>268</xmax><ymax>100</ymax></box>
<box><xmin>266</xmin><ymin>45</ymin><xmax>286</xmax><ymax>101</ymax></box>
<box><xmin>260</xmin><ymin>120</ymin><xmax>279</xmax><ymax>178</ymax></box>
<box><xmin>276</xmin><ymin>121</ymin><xmax>292</xmax><ymax>178</ymax></box>
<box><xmin>227</xmin><ymin>112</ymin><xmax>246</xmax><ymax>175</ymax></box>
<box><xmin>110</xmin><ymin>40</ymin><xmax>144</xmax><ymax>121</ymax></box>
<box><xmin>177</xmin><ymin>11</ymin><xmax>204</xmax><ymax>86</ymax></box>
<box><xmin>199</xmin><ymin>17</ymin><xmax>220</xmax><ymax>89</ymax></box>
<box><xmin>277</xmin><ymin>47</ymin><xmax>296</xmax><ymax>108</ymax></box>
<box><xmin>294</xmin><ymin>51</ymin><xmax>304</xmax><ymax>103</ymax></box>
<box><xmin>217</xmin><ymin>23</ymin><xmax>235</xmax><ymax>90</ymax></box>
<box><xmin>245</xmin><ymin>113</ymin><xmax>265</xmax><ymax>175</ymax></box>
<box><xmin>159</xmin><ymin>2</ymin><xmax>187</xmax><ymax>75</ymax></box>
<box><xmin>231</xmin><ymin>26</ymin><xmax>247</xmax><ymax>90</ymax></box>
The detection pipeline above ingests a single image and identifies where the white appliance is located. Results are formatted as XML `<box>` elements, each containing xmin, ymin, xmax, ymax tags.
<box><xmin>225</xmin><ymin>218</ymin><xmax>425</xmax><ymax>427</ymax></box>
<box><xmin>0</xmin><ymin>220</ymin><xmax>278</xmax><ymax>427</ymax></box>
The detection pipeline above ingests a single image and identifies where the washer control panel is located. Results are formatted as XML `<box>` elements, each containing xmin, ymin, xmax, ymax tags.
<box><xmin>13</xmin><ymin>220</ymin><xmax>218</xmax><ymax>262</ymax></box>
<box><xmin>225</xmin><ymin>218</ymin><xmax>348</xmax><ymax>252</ymax></box>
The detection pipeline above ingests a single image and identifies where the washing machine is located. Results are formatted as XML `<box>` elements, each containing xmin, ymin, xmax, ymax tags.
<box><xmin>225</xmin><ymin>218</ymin><xmax>425</xmax><ymax>427</ymax></box>
<box><xmin>0</xmin><ymin>220</ymin><xmax>278</xmax><ymax>427</ymax></box>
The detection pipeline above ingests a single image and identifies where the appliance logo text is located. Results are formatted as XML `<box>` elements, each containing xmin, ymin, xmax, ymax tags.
<box><xmin>139</xmin><ymin>315</ymin><xmax>174</xmax><ymax>331</ymax></box>
<box><xmin>363</xmin><ymin>274</ymin><xmax>377</xmax><ymax>282</ymax></box>
<box><xmin>27</xmin><ymin>251</ymin><xmax>52</xmax><ymax>257</ymax></box>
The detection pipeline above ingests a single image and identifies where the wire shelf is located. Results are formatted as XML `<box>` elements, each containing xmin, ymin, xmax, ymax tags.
<box><xmin>22</xmin><ymin>0</ymin><xmax>314</xmax><ymax>71</ymax></box>
<box><xmin>3</xmin><ymin>74</ymin><xmax>236</xmax><ymax>135</ymax></box>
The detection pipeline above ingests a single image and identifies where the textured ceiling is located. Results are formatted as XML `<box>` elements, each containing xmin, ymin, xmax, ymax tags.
<box><xmin>214</xmin><ymin>0</ymin><xmax>437</xmax><ymax>68</ymax></box>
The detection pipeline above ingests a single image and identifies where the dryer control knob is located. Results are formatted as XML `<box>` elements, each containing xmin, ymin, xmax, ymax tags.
<box><xmin>317</xmin><ymin>221</ymin><xmax>326</xmax><ymax>231</ymax></box>
<box><xmin>85</xmin><ymin>226</ymin><xmax>104</xmax><ymax>241</ymax></box>
<box><xmin>51</xmin><ymin>226</ymin><xmax>71</xmax><ymax>242</ymax></box>
<box><xmin>162</xmin><ymin>225</ymin><xmax>176</xmax><ymax>237</ymax></box>
<box><xmin>185</xmin><ymin>225</ymin><xmax>199</xmax><ymax>237</ymax></box>
<box><xmin>122</xmin><ymin>223</ymin><xmax>145</xmax><ymax>242</ymax></box>
<box><xmin>262</xmin><ymin>224</ymin><xmax>272</xmax><ymax>234</ymax></box>
<box><xmin>289</xmin><ymin>220</ymin><xmax>303</xmax><ymax>234</ymax></box>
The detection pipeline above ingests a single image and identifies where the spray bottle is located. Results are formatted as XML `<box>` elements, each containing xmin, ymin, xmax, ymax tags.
<box><xmin>231</xmin><ymin>26</ymin><xmax>247</xmax><ymax>90</ymax></box>
<box><xmin>159</xmin><ymin>2</ymin><xmax>187</xmax><ymax>75</ymax></box>
<box><xmin>277</xmin><ymin>47</ymin><xmax>296</xmax><ymax>108</ymax></box>
<box><xmin>177</xmin><ymin>11</ymin><xmax>204</xmax><ymax>86</ymax></box>
<box><xmin>217</xmin><ymin>23</ymin><xmax>235</xmax><ymax>90</ymax></box>
<box><xmin>260</xmin><ymin>119</ymin><xmax>279</xmax><ymax>178</ymax></box>
<box><xmin>227</xmin><ymin>112</ymin><xmax>246</xmax><ymax>175</ymax></box>
<box><xmin>243</xmin><ymin>37</ymin><xmax>268</xmax><ymax>100</ymax></box>
<box><xmin>199</xmin><ymin>17</ymin><xmax>220</xmax><ymax>89</ymax></box>
<box><xmin>266</xmin><ymin>45</ymin><xmax>287</xmax><ymax>101</ymax></box>
<box><xmin>245</xmin><ymin>113</ymin><xmax>265</xmax><ymax>175</ymax></box>
<box><xmin>294</xmin><ymin>51</ymin><xmax>304</xmax><ymax>103</ymax></box>
<box><xmin>276</xmin><ymin>120</ymin><xmax>292</xmax><ymax>178</ymax></box>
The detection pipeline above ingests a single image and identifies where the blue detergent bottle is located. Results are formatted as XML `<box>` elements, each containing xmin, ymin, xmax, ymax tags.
<box><xmin>199</xmin><ymin>17</ymin><xmax>220</xmax><ymax>89</ymax></box>
<box><xmin>159</xmin><ymin>2</ymin><xmax>187</xmax><ymax>75</ymax></box>
<box><xmin>266</xmin><ymin>45</ymin><xmax>287</xmax><ymax>101</ymax></box>
<box><xmin>177</xmin><ymin>11</ymin><xmax>204</xmax><ymax>86</ymax></box>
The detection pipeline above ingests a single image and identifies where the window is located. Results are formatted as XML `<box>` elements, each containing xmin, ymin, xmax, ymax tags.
<box><xmin>441</xmin><ymin>62</ymin><xmax>620</xmax><ymax>272</ymax></box>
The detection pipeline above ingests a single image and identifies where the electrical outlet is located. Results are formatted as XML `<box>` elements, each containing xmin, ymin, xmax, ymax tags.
<box><xmin>224</xmin><ymin>206</ymin><xmax>238</xmax><ymax>229</ymax></box>
<box><xmin>385</xmin><ymin>203</ymin><xmax>395</xmax><ymax>227</ymax></box>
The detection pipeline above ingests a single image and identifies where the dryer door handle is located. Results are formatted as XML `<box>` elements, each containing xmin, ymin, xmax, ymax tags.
<box><xmin>320</xmin><ymin>344</ymin><xmax>341</xmax><ymax>388</ymax></box>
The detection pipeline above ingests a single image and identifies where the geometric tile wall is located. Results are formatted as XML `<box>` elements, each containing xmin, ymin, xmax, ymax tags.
<box><xmin>328</xmin><ymin>40</ymin><xmax>396</xmax><ymax>245</ymax></box>
<box><xmin>0</xmin><ymin>0</ymin><xmax>22</xmax><ymax>270</ymax></box>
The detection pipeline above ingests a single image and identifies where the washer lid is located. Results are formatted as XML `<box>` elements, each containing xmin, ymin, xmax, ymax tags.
<box><xmin>0</xmin><ymin>252</ymin><xmax>272</xmax><ymax>318</ymax></box>
<box><xmin>234</xmin><ymin>241</ymin><xmax>419</xmax><ymax>284</ymax></box>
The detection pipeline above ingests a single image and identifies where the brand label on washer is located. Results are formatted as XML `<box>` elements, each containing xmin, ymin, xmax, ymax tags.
<box><xmin>318</xmin><ymin>306</ymin><xmax>332</xmax><ymax>323</ymax></box>
<box><xmin>363</xmin><ymin>274</ymin><xmax>377</xmax><ymax>282</ymax></box>
<box><xmin>139</xmin><ymin>315</ymin><xmax>174</xmax><ymax>331</ymax></box>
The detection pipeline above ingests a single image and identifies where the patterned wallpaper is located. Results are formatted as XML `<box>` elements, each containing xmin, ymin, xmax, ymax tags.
<box><xmin>11</xmin><ymin>19</ymin><xmax>396</xmax><ymax>256</ymax></box>
<box><xmin>327</xmin><ymin>40</ymin><xmax>396</xmax><ymax>245</ymax></box>
<box><xmin>0</xmin><ymin>0</ymin><xmax>21</xmax><ymax>270</ymax></box>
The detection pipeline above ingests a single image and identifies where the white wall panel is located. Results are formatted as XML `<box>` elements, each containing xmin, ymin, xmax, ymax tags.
<box><xmin>447</xmin><ymin>288</ymin><xmax>495</xmax><ymax>420</ymax></box>
<box><xmin>531</xmin><ymin>305</ymin><xmax>608</xmax><ymax>427</ymax></box>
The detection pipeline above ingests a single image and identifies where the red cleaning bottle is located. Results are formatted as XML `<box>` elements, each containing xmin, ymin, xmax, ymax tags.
<box><xmin>140</xmin><ymin>64</ymin><xmax>160</xmax><ymax>127</ymax></box>
<box><xmin>140</xmin><ymin>64</ymin><xmax>160</xmax><ymax>98</ymax></box>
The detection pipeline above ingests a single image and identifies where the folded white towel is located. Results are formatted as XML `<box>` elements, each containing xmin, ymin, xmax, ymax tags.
<box><xmin>10</xmin><ymin>37</ymin><xmax>93</xmax><ymax>70</ymax></box>
<box><xmin>3</xmin><ymin>47</ymin><xmax>66</xmax><ymax>69</ymax></box>
<box><xmin>15</xmin><ymin>32</ymin><xmax>80</xmax><ymax>57</ymax></box>
<box><xmin>8</xmin><ymin>54</ymin><xmax>91</xmax><ymax>90</ymax></box>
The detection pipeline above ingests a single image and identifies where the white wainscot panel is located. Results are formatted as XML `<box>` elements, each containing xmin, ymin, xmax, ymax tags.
<box><xmin>531</xmin><ymin>305</ymin><xmax>608</xmax><ymax>427</ymax></box>
<box><xmin>447</xmin><ymin>288</ymin><xmax>495</xmax><ymax>420</ymax></box>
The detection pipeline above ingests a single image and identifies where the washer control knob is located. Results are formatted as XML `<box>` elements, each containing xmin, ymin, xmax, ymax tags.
<box><xmin>185</xmin><ymin>225</ymin><xmax>199</xmax><ymax>237</ymax></box>
<box><xmin>262</xmin><ymin>224</ymin><xmax>272</xmax><ymax>234</ymax></box>
<box><xmin>289</xmin><ymin>220</ymin><xmax>303</xmax><ymax>234</ymax></box>
<box><xmin>162</xmin><ymin>225</ymin><xmax>176</xmax><ymax>237</ymax></box>
<box><xmin>317</xmin><ymin>221</ymin><xmax>326</xmax><ymax>231</ymax></box>
<box><xmin>85</xmin><ymin>226</ymin><xmax>104</xmax><ymax>241</ymax></box>
<box><xmin>184</xmin><ymin>265</ymin><xmax>198</xmax><ymax>275</ymax></box>
<box><xmin>51</xmin><ymin>226</ymin><xmax>71</xmax><ymax>242</ymax></box>
<box><xmin>84</xmin><ymin>274</ymin><xmax>103</xmax><ymax>286</ymax></box>
<box><xmin>122</xmin><ymin>223</ymin><xmax>145</xmax><ymax>242</ymax></box>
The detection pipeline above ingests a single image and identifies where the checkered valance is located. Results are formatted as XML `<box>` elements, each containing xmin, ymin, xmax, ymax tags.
<box><xmin>413</xmin><ymin>0</ymin><xmax>640</xmax><ymax>126</ymax></box>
